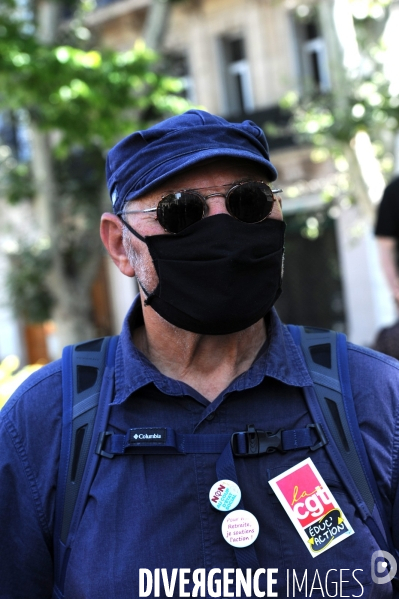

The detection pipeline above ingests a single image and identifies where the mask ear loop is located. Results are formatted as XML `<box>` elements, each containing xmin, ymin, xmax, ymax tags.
<box><xmin>118</xmin><ymin>215</ymin><xmax>154</xmax><ymax>299</ymax></box>
<box><xmin>118</xmin><ymin>215</ymin><xmax>147</xmax><ymax>243</ymax></box>
<box><xmin>137</xmin><ymin>279</ymin><xmax>153</xmax><ymax>300</ymax></box>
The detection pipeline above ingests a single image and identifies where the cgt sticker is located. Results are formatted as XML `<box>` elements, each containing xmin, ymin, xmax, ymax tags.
<box><xmin>269</xmin><ymin>458</ymin><xmax>354</xmax><ymax>557</ymax></box>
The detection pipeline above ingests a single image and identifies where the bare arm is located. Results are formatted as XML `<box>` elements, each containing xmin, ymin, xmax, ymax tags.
<box><xmin>377</xmin><ymin>236</ymin><xmax>399</xmax><ymax>303</ymax></box>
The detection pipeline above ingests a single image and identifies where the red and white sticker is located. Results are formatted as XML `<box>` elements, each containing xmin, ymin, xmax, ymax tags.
<box><xmin>269</xmin><ymin>458</ymin><xmax>354</xmax><ymax>557</ymax></box>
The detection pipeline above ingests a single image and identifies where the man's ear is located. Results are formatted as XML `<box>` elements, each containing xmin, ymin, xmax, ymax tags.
<box><xmin>100</xmin><ymin>213</ymin><xmax>135</xmax><ymax>277</ymax></box>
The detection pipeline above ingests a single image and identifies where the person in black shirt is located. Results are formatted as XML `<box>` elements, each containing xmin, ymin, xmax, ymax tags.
<box><xmin>375</xmin><ymin>177</ymin><xmax>399</xmax><ymax>305</ymax></box>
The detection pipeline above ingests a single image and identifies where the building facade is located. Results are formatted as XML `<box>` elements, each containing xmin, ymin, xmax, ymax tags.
<box><xmin>85</xmin><ymin>0</ymin><xmax>396</xmax><ymax>346</ymax></box>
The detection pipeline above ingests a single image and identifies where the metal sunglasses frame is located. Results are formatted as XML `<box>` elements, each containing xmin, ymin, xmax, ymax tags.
<box><xmin>119</xmin><ymin>181</ymin><xmax>283</xmax><ymax>222</ymax></box>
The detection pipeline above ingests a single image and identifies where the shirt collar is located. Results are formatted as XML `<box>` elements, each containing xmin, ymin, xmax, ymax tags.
<box><xmin>112</xmin><ymin>295</ymin><xmax>313</xmax><ymax>405</ymax></box>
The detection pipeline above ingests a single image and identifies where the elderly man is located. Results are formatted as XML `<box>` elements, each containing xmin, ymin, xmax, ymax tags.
<box><xmin>1</xmin><ymin>110</ymin><xmax>399</xmax><ymax>599</ymax></box>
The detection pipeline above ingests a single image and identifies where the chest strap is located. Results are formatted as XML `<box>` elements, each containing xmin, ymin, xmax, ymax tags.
<box><xmin>96</xmin><ymin>423</ymin><xmax>326</xmax><ymax>458</ymax></box>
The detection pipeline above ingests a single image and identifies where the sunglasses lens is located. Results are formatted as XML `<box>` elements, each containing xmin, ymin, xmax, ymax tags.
<box><xmin>227</xmin><ymin>183</ymin><xmax>274</xmax><ymax>223</ymax></box>
<box><xmin>158</xmin><ymin>192</ymin><xmax>205</xmax><ymax>233</ymax></box>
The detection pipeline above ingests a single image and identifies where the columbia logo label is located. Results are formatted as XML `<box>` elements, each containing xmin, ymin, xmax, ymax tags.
<box><xmin>129</xmin><ymin>428</ymin><xmax>166</xmax><ymax>444</ymax></box>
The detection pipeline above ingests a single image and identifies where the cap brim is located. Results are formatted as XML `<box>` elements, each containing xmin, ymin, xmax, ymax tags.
<box><xmin>125</xmin><ymin>147</ymin><xmax>278</xmax><ymax>202</ymax></box>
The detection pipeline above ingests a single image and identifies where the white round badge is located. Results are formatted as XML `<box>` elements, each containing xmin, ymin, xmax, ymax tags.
<box><xmin>221</xmin><ymin>509</ymin><xmax>259</xmax><ymax>548</ymax></box>
<box><xmin>209</xmin><ymin>479</ymin><xmax>241</xmax><ymax>512</ymax></box>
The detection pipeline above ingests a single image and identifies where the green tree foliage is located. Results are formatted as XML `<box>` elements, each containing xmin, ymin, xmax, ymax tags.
<box><xmin>282</xmin><ymin>76</ymin><xmax>399</xmax><ymax>153</ymax></box>
<box><xmin>280</xmin><ymin>1</ymin><xmax>397</xmax><ymax>171</ymax></box>
<box><xmin>0</xmin><ymin>0</ymin><xmax>190</xmax><ymax>334</ymax></box>
<box><xmin>0</xmin><ymin>2</ymin><xmax>188</xmax><ymax>151</ymax></box>
<box><xmin>264</xmin><ymin>0</ymin><xmax>398</xmax><ymax>236</ymax></box>
<box><xmin>6</xmin><ymin>243</ymin><xmax>54</xmax><ymax>323</ymax></box>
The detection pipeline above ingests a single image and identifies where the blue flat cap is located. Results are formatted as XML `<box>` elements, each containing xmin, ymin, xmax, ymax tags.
<box><xmin>106</xmin><ymin>109</ymin><xmax>278</xmax><ymax>213</ymax></box>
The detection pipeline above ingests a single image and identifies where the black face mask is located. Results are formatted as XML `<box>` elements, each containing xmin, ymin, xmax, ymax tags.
<box><xmin>124</xmin><ymin>214</ymin><xmax>285</xmax><ymax>335</ymax></box>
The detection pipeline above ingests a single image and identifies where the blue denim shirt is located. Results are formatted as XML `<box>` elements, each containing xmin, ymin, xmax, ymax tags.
<box><xmin>1</xmin><ymin>299</ymin><xmax>399</xmax><ymax>599</ymax></box>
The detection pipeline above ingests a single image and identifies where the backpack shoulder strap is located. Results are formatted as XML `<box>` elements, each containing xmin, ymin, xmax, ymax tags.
<box><xmin>287</xmin><ymin>324</ymin><xmax>393</xmax><ymax>555</ymax></box>
<box><xmin>53</xmin><ymin>335</ymin><xmax>119</xmax><ymax>599</ymax></box>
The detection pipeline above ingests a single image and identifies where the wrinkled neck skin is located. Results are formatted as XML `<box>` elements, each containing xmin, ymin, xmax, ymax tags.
<box><xmin>133</xmin><ymin>292</ymin><xmax>267</xmax><ymax>402</ymax></box>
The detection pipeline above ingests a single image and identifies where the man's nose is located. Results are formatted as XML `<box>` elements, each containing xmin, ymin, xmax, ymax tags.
<box><xmin>204</xmin><ymin>193</ymin><xmax>229</xmax><ymax>216</ymax></box>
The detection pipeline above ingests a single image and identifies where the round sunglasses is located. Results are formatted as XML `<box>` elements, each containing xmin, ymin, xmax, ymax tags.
<box><xmin>119</xmin><ymin>181</ymin><xmax>282</xmax><ymax>234</ymax></box>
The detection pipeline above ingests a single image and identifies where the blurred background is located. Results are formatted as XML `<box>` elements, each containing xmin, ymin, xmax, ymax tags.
<box><xmin>1</xmin><ymin>0</ymin><xmax>398</xmax><ymax>395</ymax></box>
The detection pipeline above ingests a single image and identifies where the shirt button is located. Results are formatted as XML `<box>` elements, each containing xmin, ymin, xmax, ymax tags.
<box><xmin>206</xmin><ymin>413</ymin><xmax>215</xmax><ymax>421</ymax></box>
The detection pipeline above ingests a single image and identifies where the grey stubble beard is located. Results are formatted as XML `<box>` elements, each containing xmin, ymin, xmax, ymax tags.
<box><xmin>121</xmin><ymin>225</ymin><xmax>158</xmax><ymax>294</ymax></box>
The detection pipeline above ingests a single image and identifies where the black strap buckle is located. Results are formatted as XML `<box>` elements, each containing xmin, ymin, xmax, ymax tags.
<box><xmin>307</xmin><ymin>423</ymin><xmax>327</xmax><ymax>451</ymax></box>
<box><xmin>95</xmin><ymin>431</ymin><xmax>114</xmax><ymax>459</ymax></box>
<box><xmin>231</xmin><ymin>424</ymin><xmax>284</xmax><ymax>457</ymax></box>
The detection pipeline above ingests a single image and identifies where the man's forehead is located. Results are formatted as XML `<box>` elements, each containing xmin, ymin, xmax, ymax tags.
<box><xmin>134</xmin><ymin>158</ymin><xmax>270</xmax><ymax>202</ymax></box>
